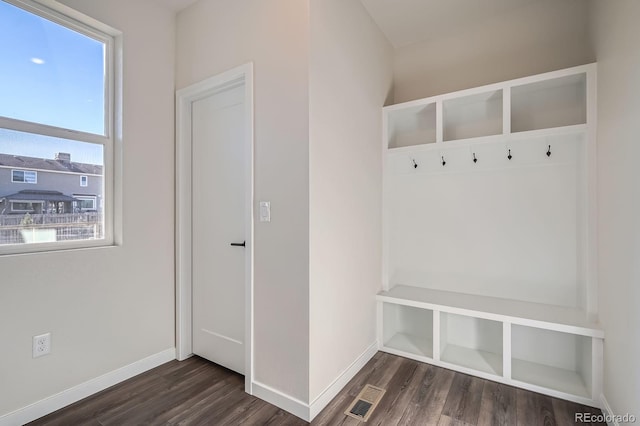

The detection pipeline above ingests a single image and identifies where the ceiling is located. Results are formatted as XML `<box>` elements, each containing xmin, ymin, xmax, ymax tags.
<box><xmin>155</xmin><ymin>0</ymin><xmax>198</xmax><ymax>12</ymax></box>
<box><xmin>157</xmin><ymin>0</ymin><xmax>543</xmax><ymax>48</ymax></box>
<box><xmin>360</xmin><ymin>0</ymin><xmax>541</xmax><ymax>48</ymax></box>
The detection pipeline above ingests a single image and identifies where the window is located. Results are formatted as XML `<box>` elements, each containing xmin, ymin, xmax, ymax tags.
<box><xmin>74</xmin><ymin>196</ymin><xmax>96</xmax><ymax>211</ymax></box>
<box><xmin>11</xmin><ymin>202</ymin><xmax>36</xmax><ymax>212</ymax></box>
<box><xmin>12</xmin><ymin>170</ymin><xmax>37</xmax><ymax>184</ymax></box>
<box><xmin>0</xmin><ymin>0</ymin><xmax>117</xmax><ymax>252</ymax></box>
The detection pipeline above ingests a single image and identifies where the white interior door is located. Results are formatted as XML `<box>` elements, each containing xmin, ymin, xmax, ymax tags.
<box><xmin>192</xmin><ymin>83</ymin><xmax>246</xmax><ymax>374</ymax></box>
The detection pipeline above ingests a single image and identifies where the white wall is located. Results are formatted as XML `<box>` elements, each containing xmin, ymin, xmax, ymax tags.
<box><xmin>393</xmin><ymin>0</ymin><xmax>593</xmax><ymax>102</ymax></box>
<box><xmin>176</xmin><ymin>0</ymin><xmax>311</xmax><ymax>402</ymax></box>
<box><xmin>309</xmin><ymin>0</ymin><xmax>393</xmax><ymax>403</ymax></box>
<box><xmin>588</xmin><ymin>0</ymin><xmax>640</xmax><ymax>418</ymax></box>
<box><xmin>0</xmin><ymin>0</ymin><xmax>176</xmax><ymax>416</ymax></box>
<box><xmin>387</xmin><ymin>135</ymin><xmax>585</xmax><ymax>308</ymax></box>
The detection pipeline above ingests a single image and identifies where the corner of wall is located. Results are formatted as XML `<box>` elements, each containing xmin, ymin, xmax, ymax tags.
<box><xmin>308</xmin><ymin>0</ymin><xmax>392</xmax><ymax>404</ymax></box>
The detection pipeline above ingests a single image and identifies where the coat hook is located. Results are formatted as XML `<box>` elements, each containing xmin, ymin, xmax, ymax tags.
<box><xmin>546</xmin><ymin>145</ymin><xmax>551</xmax><ymax>157</ymax></box>
<box><xmin>473</xmin><ymin>153</ymin><xmax>478</xmax><ymax>164</ymax></box>
<box><xmin>507</xmin><ymin>149</ymin><xmax>513</xmax><ymax>160</ymax></box>
<box><xmin>412</xmin><ymin>159</ymin><xmax>418</xmax><ymax>169</ymax></box>
<box><xmin>441</xmin><ymin>156</ymin><xmax>446</xmax><ymax>167</ymax></box>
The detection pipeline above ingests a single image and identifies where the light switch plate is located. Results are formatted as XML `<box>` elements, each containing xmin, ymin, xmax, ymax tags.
<box><xmin>259</xmin><ymin>201</ymin><xmax>270</xmax><ymax>222</ymax></box>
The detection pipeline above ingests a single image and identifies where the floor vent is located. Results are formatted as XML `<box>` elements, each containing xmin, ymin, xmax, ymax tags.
<box><xmin>344</xmin><ymin>384</ymin><xmax>386</xmax><ymax>422</ymax></box>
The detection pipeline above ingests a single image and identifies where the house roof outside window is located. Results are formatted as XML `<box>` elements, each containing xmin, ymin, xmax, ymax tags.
<box><xmin>1</xmin><ymin>190</ymin><xmax>79</xmax><ymax>203</ymax></box>
<box><xmin>0</xmin><ymin>153</ymin><xmax>102</xmax><ymax>175</ymax></box>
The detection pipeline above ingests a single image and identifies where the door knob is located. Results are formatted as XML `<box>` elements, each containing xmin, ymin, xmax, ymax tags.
<box><xmin>230</xmin><ymin>241</ymin><xmax>246</xmax><ymax>247</ymax></box>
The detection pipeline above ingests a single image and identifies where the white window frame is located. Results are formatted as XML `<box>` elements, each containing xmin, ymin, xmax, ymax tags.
<box><xmin>0</xmin><ymin>0</ymin><xmax>121</xmax><ymax>255</ymax></box>
<box><xmin>80</xmin><ymin>175</ymin><xmax>88</xmax><ymax>187</ymax></box>
<box><xmin>11</xmin><ymin>169</ymin><xmax>38</xmax><ymax>184</ymax></box>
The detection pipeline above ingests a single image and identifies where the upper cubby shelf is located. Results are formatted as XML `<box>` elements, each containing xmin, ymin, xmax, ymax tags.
<box><xmin>387</xmin><ymin>102</ymin><xmax>437</xmax><ymax>148</ymax></box>
<box><xmin>383</xmin><ymin>63</ymin><xmax>595</xmax><ymax>150</ymax></box>
<box><xmin>511</xmin><ymin>73</ymin><xmax>586</xmax><ymax>133</ymax></box>
<box><xmin>443</xmin><ymin>89</ymin><xmax>502</xmax><ymax>141</ymax></box>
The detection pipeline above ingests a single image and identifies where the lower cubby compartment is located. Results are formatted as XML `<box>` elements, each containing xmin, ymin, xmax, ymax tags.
<box><xmin>382</xmin><ymin>303</ymin><xmax>433</xmax><ymax>359</ymax></box>
<box><xmin>511</xmin><ymin>325</ymin><xmax>592</xmax><ymax>398</ymax></box>
<box><xmin>440</xmin><ymin>312</ymin><xmax>503</xmax><ymax>376</ymax></box>
<box><xmin>377</xmin><ymin>285</ymin><xmax>603</xmax><ymax>406</ymax></box>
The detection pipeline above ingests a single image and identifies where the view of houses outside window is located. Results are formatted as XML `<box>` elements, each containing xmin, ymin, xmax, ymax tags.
<box><xmin>0</xmin><ymin>134</ymin><xmax>104</xmax><ymax>245</ymax></box>
<box><xmin>0</xmin><ymin>0</ymin><xmax>112</xmax><ymax>249</ymax></box>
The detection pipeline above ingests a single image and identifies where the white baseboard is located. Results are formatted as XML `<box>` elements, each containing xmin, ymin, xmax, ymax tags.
<box><xmin>251</xmin><ymin>343</ymin><xmax>378</xmax><ymax>422</ymax></box>
<box><xmin>599</xmin><ymin>394</ymin><xmax>637</xmax><ymax>426</ymax></box>
<box><xmin>0</xmin><ymin>348</ymin><xmax>176</xmax><ymax>426</ymax></box>
<box><xmin>2</xmin><ymin>343</ymin><xmax>376</xmax><ymax>425</ymax></box>
<box><xmin>600</xmin><ymin>394</ymin><xmax>619</xmax><ymax>426</ymax></box>
<box><xmin>309</xmin><ymin>341</ymin><xmax>378</xmax><ymax>421</ymax></box>
<box><xmin>251</xmin><ymin>381</ymin><xmax>310</xmax><ymax>421</ymax></box>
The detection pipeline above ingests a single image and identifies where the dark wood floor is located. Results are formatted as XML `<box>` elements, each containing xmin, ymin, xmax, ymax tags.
<box><xmin>29</xmin><ymin>352</ymin><xmax>605</xmax><ymax>425</ymax></box>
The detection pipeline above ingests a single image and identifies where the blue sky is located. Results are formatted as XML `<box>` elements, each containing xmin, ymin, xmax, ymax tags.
<box><xmin>0</xmin><ymin>0</ymin><xmax>105</xmax><ymax>165</ymax></box>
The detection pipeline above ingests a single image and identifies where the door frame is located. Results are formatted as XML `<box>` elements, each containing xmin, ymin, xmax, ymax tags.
<box><xmin>175</xmin><ymin>63</ymin><xmax>254</xmax><ymax>393</ymax></box>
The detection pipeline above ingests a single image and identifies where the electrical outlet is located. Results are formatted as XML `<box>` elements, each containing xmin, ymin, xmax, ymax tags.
<box><xmin>33</xmin><ymin>333</ymin><xmax>51</xmax><ymax>358</ymax></box>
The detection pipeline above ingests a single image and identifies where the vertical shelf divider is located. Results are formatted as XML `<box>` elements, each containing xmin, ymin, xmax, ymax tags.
<box><xmin>381</xmin><ymin>108</ymin><xmax>389</xmax><ymax>291</ymax></box>
<box><xmin>436</xmin><ymin>100</ymin><xmax>443</xmax><ymax>143</ymax></box>
<box><xmin>591</xmin><ymin>336</ymin><xmax>603</xmax><ymax>401</ymax></box>
<box><xmin>432</xmin><ymin>310</ymin><xmax>441</xmax><ymax>362</ymax></box>
<box><xmin>503</xmin><ymin>86</ymin><xmax>511</xmax><ymax>135</ymax></box>
<box><xmin>503</xmin><ymin>321</ymin><xmax>512</xmax><ymax>380</ymax></box>
<box><xmin>376</xmin><ymin>300</ymin><xmax>383</xmax><ymax>350</ymax></box>
<box><xmin>585</xmin><ymin>65</ymin><xmax>598</xmax><ymax>316</ymax></box>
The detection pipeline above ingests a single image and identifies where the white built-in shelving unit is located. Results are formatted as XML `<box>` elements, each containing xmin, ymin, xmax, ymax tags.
<box><xmin>378</xmin><ymin>64</ymin><xmax>602</xmax><ymax>407</ymax></box>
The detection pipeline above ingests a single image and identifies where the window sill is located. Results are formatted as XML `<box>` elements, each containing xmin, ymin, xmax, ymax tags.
<box><xmin>0</xmin><ymin>238</ymin><xmax>118</xmax><ymax>257</ymax></box>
